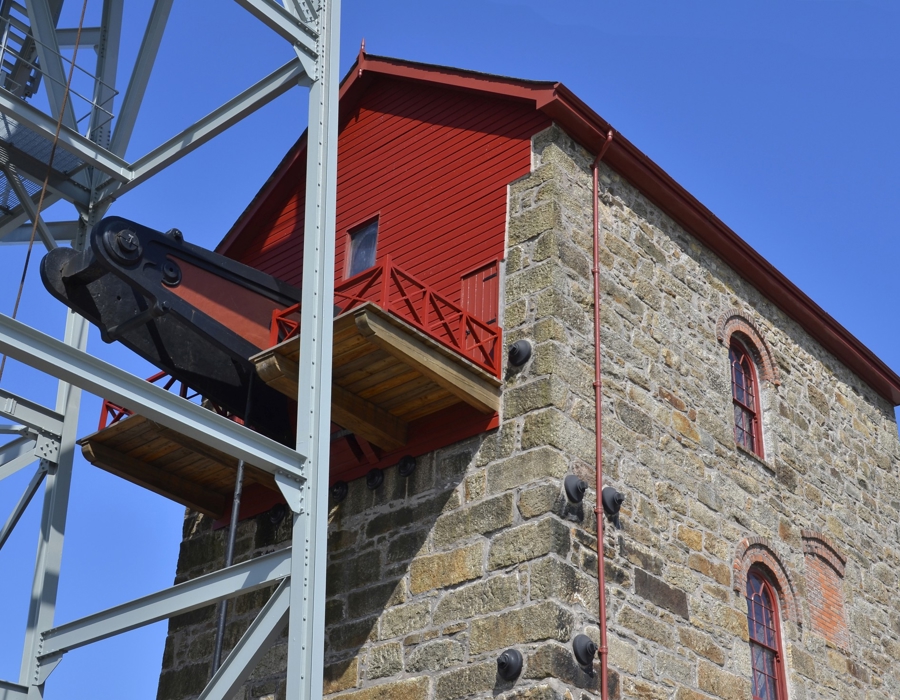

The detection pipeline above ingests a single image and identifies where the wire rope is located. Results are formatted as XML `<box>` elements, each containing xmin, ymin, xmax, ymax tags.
<box><xmin>0</xmin><ymin>0</ymin><xmax>91</xmax><ymax>383</ymax></box>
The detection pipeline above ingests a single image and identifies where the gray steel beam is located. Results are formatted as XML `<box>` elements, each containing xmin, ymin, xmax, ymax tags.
<box><xmin>0</xmin><ymin>679</ymin><xmax>28</xmax><ymax>700</ymax></box>
<box><xmin>0</xmin><ymin>314</ymin><xmax>306</xmax><ymax>482</ymax></box>
<box><xmin>38</xmin><ymin>548</ymin><xmax>291</xmax><ymax>658</ymax></box>
<box><xmin>0</xmin><ymin>89</ymin><xmax>132</xmax><ymax>180</ymax></box>
<box><xmin>0</xmin><ymin>446</ymin><xmax>37</xmax><ymax>483</ymax></box>
<box><xmin>0</xmin><ymin>221</ymin><xmax>77</xmax><ymax>246</ymax></box>
<box><xmin>1</xmin><ymin>164</ymin><xmax>57</xmax><ymax>251</ymax></box>
<box><xmin>0</xmin><ymin>464</ymin><xmax>46</xmax><ymax>551</ymax></box>
<box><xmin>55</xmin><ymin>27</ymin><xmax>101</xmax><ymax>48</ymax></box>
<box><xmin>198</xmin><ymin>580</ymin><xmax>290</xmax><ymax>700</ymax></box>
<box><xmin>233</xmin><ymin>0</ymin><xmax>317</xmax><ymax>66</ymax></box>
<box><xmin>19</xmin><ymin>308</ymin><xmax>87</xmax><ymax>689</ymax></box>
<box><xmin>110</xmin><ymin>58</ymin><xmax>308</xmax><ymax>203</ymax></box>
<box><xmin>108</xmin><ymin>0</ymin><xmax>173</xmax><ymax>157</ymax></box>
<box><xmin>25</xmin><ymin>0</ymin><xmax>79</xmax><ymax>131</ymax></box>
<box><xmin>0</xmin><ymin>436</ymin><xmax>37</xmax><ymax>477</ymax></box>
<box><xmin>286</xmin><ymin>0</ymin><xmax>341</xmax><ymax>696</ymax></box>
<box><xmin>87</xmin><ymin>0</ymin><xmax>122</xmax><ymax>154</ymax></box>
<box><xmin>0</xmin><ymin>388</ymin><xmax>65</xmax><ymax>437</ymax></box>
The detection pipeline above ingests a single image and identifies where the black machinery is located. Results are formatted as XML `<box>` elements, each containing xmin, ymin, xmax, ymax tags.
<box><xmin>41</xmin><ymin>216</ymin><xmax>303</xmax><ymax>444</ymax></box>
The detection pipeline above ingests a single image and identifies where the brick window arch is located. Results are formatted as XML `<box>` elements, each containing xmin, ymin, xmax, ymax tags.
<box><xmin>747</xmin><ymin>568</ymin><xmax>789</xmax><ymax>700</ymax></box>
<box><xmin>733</xmin><ymin>536</ymin><xmax>800</xmax><ymax>627</ymax></box>
<box><xmin>716</xmin><ymin>311</ymin><xmax>781</xmax><ymax>386</ymax></box>
<box><xmin>730</xmin><ymin>338</ymin><xmax>763</xmax><ymax>456</ymax></box>
<box><xmin>717</xmin><ymin>312</ymin><xmax>780</xmax><ymax>458</ymax></box>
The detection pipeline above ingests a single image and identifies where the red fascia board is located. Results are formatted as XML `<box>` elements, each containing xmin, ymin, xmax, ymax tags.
<box><xmin>219</xmin><ymin>53</ymin><xmax>900</xmax><ymax>405</ymax></box>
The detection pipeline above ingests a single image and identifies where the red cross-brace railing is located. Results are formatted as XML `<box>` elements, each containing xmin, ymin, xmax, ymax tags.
<box><xmin>269</xmin><ymin>256</ymin><xmax>501</xmax><ymax>377</ymax></box>
<box><xmin>98</xmin><ymin>371</ymin><xmax>231</xmax><ymax>431</ymax></box>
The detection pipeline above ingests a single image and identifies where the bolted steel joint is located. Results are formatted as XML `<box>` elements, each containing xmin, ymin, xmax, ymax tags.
<box><xmin>104</xmin><ymin>227</ymin><xmax>143</xmax><ymax>266</ymax></box>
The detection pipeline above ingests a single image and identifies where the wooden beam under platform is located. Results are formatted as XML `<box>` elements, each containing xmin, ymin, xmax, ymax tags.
<box><xmin>251</xmin><ymin>303</ymin><xmax>501</xmax><ymax>451</ymax></box>
<box><xmin>77</xmin><ymin>415</ymin><xmax>275</xmax><ymax>518</ymax></box>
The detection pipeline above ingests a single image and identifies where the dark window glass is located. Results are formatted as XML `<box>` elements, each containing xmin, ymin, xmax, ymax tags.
<box><xmin>730</xmin><ymin>339</ymin><xmax>762</xmax><ymax>456</ymax></box>
<box><xmin>746</xmin><ymin>571</ymin><xmax>785</xmax><ymax>700</ymax></box>
<box><xmin>348</xmin><ymin>220</ymin><xmax>378</xmax><ymax>277</ymax></box>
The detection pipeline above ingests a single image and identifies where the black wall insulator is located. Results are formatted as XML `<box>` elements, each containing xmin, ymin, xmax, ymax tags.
<box><xmin>564</xmin><ymin>475</ymin><xmax>588</xmax><ymax>503</ymax></box>
<box><xmin>366</xmin><ymin>468</ymin><xmax>384</xmax><ymax>490</ymax></box>
<box><xmin>573</xmin><ymin>634</ymin><xmax>598</xmax><ymax>669</ymax></box>
<box><xmin>330</xmin><ymin>480</ymin><xmax>348</xmax><ymax>503</ymax></box>
<box><xmin>507</xmin><ymin>339</ymin><xmax>532</xmax><ymax>367</ymax></box>
<box><xmin>398</xmin><ymin>455</ymin><xmax>416</xmax><ymax>477</ymax></box>
<box><xmin>268</xmin><ymin>502</ymin><xmax>288</xmax><ymax>525</ymax></box>
<box><xmin>601</xmin><ymin>486</ymin><xmax>626</xmax><ymax>529</ymax></box>
<box><xmin>496</xmin><ymin>649</ymin><xmax>523</xmax><ymax>681</ymax></box>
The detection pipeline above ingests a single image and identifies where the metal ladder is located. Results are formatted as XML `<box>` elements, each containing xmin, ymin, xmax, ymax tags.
<box><xmin>0</xmin><ymin>0</ymin><xmax>62</xmax><ymax>99</ymax></box>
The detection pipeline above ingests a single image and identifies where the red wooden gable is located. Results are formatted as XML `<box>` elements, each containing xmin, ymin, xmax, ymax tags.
<box><xmin>220</xmin><ymin>62</ymin><xmax>549</xmax><ymax>484</ymax></box>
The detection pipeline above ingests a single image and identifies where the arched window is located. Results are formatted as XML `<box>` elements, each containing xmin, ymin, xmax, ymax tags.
<box><xmin>747</xmin><ymin>570</ymin><xmax>788</xmax><ymax>700</ymax></box>
<box><xmin>730</xmin><ymin>338</ymin><xmax>763</xmax><ymax>457</ymax></box>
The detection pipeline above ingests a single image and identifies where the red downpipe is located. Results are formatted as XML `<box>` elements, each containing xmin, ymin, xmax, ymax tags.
<box><xmin>592</xmin><ymin>128</ymin><xmax>614</xmax><ymax>699</ymax></box>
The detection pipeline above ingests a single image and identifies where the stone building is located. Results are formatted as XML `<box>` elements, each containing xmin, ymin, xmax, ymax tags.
<box><xmin>155</xmin><ymin>52</ymin><xmax>900</xmax><ymax>700</ymax></box>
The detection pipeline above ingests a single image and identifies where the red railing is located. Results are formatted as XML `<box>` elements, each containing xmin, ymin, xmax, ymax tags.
<box><xmin>98</xmin><ymin>371</ymin><xmax>224</xmax><ymax>430</ymax></box>
<box><xmin>269</xmin><ymin>256</ymin><xmax>501</xmax><ymax>376</ymax></box>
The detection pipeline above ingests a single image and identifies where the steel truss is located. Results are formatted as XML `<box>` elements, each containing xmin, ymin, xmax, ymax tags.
<box><xmin>0</xmin><ymin>0</ymin><xmax>339</xmax><ymax>698</ymax></box>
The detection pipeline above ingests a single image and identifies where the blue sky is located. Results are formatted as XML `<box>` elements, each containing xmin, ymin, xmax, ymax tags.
<box><xmin>0</xmin><ymin>1</ymin><xmax>898</xmax><ymax>697</ymax></box>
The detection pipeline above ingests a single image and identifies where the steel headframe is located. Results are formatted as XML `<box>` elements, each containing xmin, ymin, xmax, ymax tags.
<box><xmin>0</xmin><ymin>0</ymin><xmax>340</xmax><ymax>698</ymax></box>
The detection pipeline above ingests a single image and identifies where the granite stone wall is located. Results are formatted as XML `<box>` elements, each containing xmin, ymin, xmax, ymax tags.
<box><xmin>156</xmin><ymin>124</ymin><xmax>900</xmax><ymax>700</ymax></box>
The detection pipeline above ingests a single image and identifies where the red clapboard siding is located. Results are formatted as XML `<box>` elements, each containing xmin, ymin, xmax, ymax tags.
<box><xmin>227</xmin><ymin>76</ymin><xmax>549</xmax><ymax>480</ymax></box>
<box><xmin>233</xmin><ymin>78</ymin><xmax>548</xmax><ymax>304</ymax></box>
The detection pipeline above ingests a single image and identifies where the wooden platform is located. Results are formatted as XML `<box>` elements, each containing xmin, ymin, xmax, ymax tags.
<box><xmin>78</xmin><ymin>415</ymin><xmax>276</xmax><ymax>517</ymax></box>
<box><xmin>251</xmin><ymin>303</ymin><xmax>501</xmax><ymax>451</ymax></box>
<box><xmin>77</xmin><ymin>302</ymin><xmax>501</xmax><ymax>518</ymax></box>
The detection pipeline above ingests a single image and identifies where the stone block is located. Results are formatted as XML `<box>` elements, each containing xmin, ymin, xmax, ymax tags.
<box><xmin>617</xmin><ymin>606</ymin><xmax>673</xmax><ymax>646</ymax></box>
<box><xmin>433</xmin><ymin>574</ymin><xmax>520</xmax><ymax>625</ymax></box>
<box><xmin>432</xmin><ymin>493</ymin><xmax>514</xmax><ymax>547</ymax></box>
<box><xmin>469</xmin><ymin>601</ymin><xmax>575</xmax><ymax>653</ymax></box>
<box><xmin>634</xmin><ymin>568</ymin><xmax>689</xmax><ymax>619</ymax></box>
<box><xmin>679</xmin><ymin>627</ymin><xmax>725</xmax><ymax>665</ymax></box>
<box><xmin>332</xmin><ymin>676</ymin><xmax>430</xmax><ymax>700</ymax></box>
<box><xmin>698</xmin><ymin>661</ymin><xmax>750</xmax><ymax>700</ymax></box>
<box><xmin>375</xmin><ymin>600</ymin><xmax>431</xmax><ymax>640</ymax></box>
<box><xmin>522</xmin><ymin>408</ymin><xmax>595</xmax><ymax>463</ymax></box>
<box><xmin>503</xmin><ymin>376</ymin><xmax>569</xmax><ymax>418</ymax></box>
<box><xmin>409</xmin><ymin>543</ymin><xmax>483</xmax><ymax>594</ymax></box>
<box><xmin>347</xmin><ymin>579</ymin><xmax>405</xmax><ymax>620</ymax></box>
<box><xmin>405</xmin><ymin>639</ymin><xmax>465</xmax><ymax>673</ymax></box>
<box><xmin>508</xmin><ymin>200</ymin><xmax>560</xmax><ymax>246</ymax></box>
<box><xmin>530</xmin><ymin>556</ymin><xmax>597</xmax><ymax>615</ymax></box>
<box><xmin>524</xmin><ymin>642</ymin><xmax>599</xmax><ymax>690</ymax></box>
<box><xmin>323</xmin><ymin>658</ymin><xmax>358</xmax><ymax>694</ymax></box>
<box><xmin>366</xmin><ymin>642</ymin><xmax>403</xmax><ymax>680</ymax></box>
<box><xmin>486</xmin><ymin>447</ymin><xmax>568</xmax><ymax>494</ymax></box>
<box><xmin>488</xmin><ymin>517</ymin><xmax>570</xmax><ymax>569</ymax></box>
<box><xmin>327</xmin><ymin>549</ymin><xmax>382</xmax><ymax>596</ymax></box>
<box><xmin>434</xmin><ymin>661</ymin><xmax>497</xmax><ymax>700</ymax></box>
<box><xmin>518</xmin><ymin>483</ymin><xmax>561</xmax><ymax>519</ymax></box>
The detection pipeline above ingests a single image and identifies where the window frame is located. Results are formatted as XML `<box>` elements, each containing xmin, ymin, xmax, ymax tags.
<box><xmin>746</xmin><ymin>568</ymin><xmax>789</xmax><ymax>700</ymax></box>
<box><xmin>729</xmin><ymin>336</ymin><xmax>764</xmax><ymax>458</ymax></box>
<box><xmin>346</xmin><ymin>216</ymin><xmax>379</xmax><ymax>279</ymax></box>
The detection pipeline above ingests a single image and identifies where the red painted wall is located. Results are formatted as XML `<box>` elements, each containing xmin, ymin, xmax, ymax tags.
<box><xmin>224</xmin><ymin>77</ymin><xmax>549</xmax><ymax>481</ymax></box>
<box><xmin>228</xmin><ymin>78</ymin><xmax>548</xmax><ymax>302</ymax></box>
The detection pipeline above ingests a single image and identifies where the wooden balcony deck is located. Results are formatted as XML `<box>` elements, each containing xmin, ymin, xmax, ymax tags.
<box><xmin>77</xmin><ymin>303</ymin><xmax>501</xmax><ymax>518</ymax></box>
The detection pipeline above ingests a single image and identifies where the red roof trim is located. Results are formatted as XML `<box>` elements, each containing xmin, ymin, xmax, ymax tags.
<box><xmin>219</xmin><ymin>52</ymin><xmax>900</xmax><ymax>405</ymax></box>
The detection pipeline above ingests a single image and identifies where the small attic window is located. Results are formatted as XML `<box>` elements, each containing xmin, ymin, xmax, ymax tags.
<box><xmin>348</xmin><ymin>219</ymin><xmax>378</xmax><ymax>277</ymax></box>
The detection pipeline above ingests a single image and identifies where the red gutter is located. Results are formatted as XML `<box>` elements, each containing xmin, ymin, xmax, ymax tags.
<box><xmin>592</xmin><ymin>128</ymin><xmax>614</xmax><ymax>698</ymax></box>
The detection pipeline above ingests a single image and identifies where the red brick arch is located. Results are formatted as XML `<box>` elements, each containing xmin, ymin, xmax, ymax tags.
<box><xmin>716</xmin><ymin>312</ymin><xmax>781</xmax><ymax>385</ymax></box>
<box><xmin>801</xmin><ymin>530</ymin><xmax>850</xmax><ymax>650</ymax></box>
<box><xmin>733</xmin><ymin>537</ymin><xmax>800</xmax><ymax>626</ymax></box>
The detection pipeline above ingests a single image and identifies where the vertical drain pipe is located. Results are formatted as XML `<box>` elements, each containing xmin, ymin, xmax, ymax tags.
<box><xmin>592</xmin><ymin>129</ymin><xmax>614</xmax><ymax>699</ymax></box>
